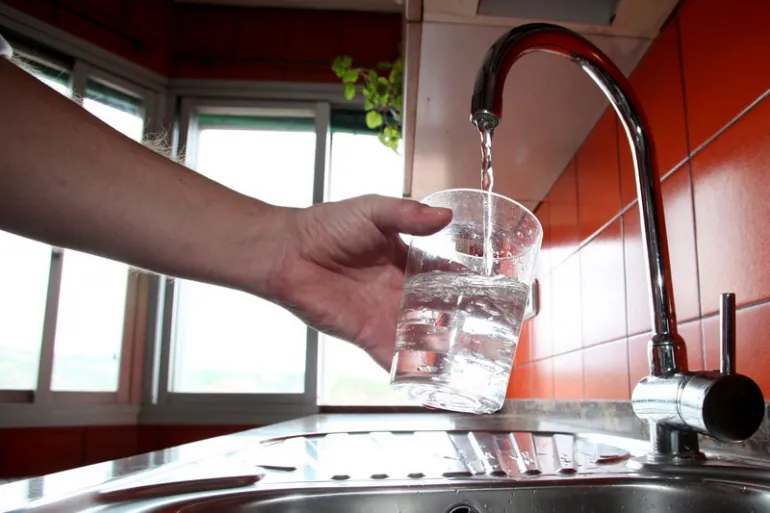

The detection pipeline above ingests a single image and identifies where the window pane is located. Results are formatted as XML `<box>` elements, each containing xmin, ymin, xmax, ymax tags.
<box><xmin>51</xmin><ymin>80</ymin><xmax>143</xmax><ymax>391</ymax></box>
<box><xmin>0</xmin><ymin>232</ymin><xmax>51</xmax><ymax>390</ymax></box>
<box><xmin>19</xmin><ymin>56</ymin><xmax>70</xmax><ymax>96</ymax></box>
<box><xmin>171</xmin><ymin>121</ymin><xmax>316</xmax><ymax>394</ymax></box>
<box><xmin>0</xmin><ymin>57</ymin><xmax>67</xmax><ymax>390</ymax></box>
<box><xmin>319</xmin><ymin>131</ymin><xmax>409</xmax><ymax>405</ymax></box>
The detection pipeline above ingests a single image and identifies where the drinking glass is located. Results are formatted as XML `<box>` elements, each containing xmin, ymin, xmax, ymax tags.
<box><xmin>389</xmin><ymin>188</ymin><xmax>542</xmax><ymax>414</ymax></box>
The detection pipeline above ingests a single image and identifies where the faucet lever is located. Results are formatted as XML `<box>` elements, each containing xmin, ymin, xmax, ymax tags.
<box><xmin>719</xmin><ymin>293</ymin><xmax>736</xmax><ymax>376</ymax></box>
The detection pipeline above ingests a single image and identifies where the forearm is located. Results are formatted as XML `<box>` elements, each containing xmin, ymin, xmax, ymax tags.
<box><xmin>0</xmin><ymin>58</ymin><xmax>285</xmax><ymax>296</ymax></box>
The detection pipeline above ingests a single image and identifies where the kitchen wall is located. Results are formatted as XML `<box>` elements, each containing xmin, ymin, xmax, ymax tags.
<box><xmin>506</xmin><ymin>0</ymin><xmax>770</xmax><ymax>402</ymax></box>
<box><xmin>2</xmin><ymin>0</ymin><xmax>401</xmax><ymax>81</ymax></box>
<box><xmin>0</xmin><ymin>425</ymin><xmax>256</xmax><ymax>479</ymax></box>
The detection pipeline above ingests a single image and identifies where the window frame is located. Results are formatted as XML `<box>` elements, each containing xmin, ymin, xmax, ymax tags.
<box><xmin>138</xmin><ymin>98</ymin><xmax>331</xmax><ymax>423</ymax></box>
<box><xmin>0</xmin><ymin>8</ymin><xmax>432</xmax><ymax>426</ymax></box>
<box><xmin>0</xmin><ymin>40</ymin><xmax>161</xmax><ymax>419</ymax></box>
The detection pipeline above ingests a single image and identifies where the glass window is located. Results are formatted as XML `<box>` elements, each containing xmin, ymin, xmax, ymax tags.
<box><xmin>0</xmin><ymin>58</ymin><xmax>70</xmax><ymax>390</ymax></box>
<box><xmin>18</xmin><ymin>56</ymin><xmax>70</xmax><ymax>96</ymax></box>
<box><xmin>318</xmin><ymin>119</ymin><xmax>410</xmax><ymax>406</ymax></box>
<box><xmin>170</xmin><ymin>114</ymin><xmax>316</xmax><ymax>394</ymax></box>
<box><xmin>51</xmin><ymin>80</ymin><xmax>144</xmax><ymax>391</ymax></box>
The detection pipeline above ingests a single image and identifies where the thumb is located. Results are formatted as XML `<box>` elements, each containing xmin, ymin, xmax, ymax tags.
<box><xmin>363</xmin><ymin>195</ymin><xmax>452</xmax><ymax>235</ymax></box>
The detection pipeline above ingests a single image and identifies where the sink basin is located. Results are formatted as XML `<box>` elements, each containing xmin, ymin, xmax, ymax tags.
<box><xmin>82</xmin><ymin>430</ymin><xmax>770</xmax><ymax>513</ymax></box>
<box><xmin>7</xmin><ymin>424</ymin><xmax>770</xmax><ymax>513</ymax></box>
<box><xmin>91</xmin><ymin>477</ymin><xmax>770</xmax><ymax>513</ymax></box>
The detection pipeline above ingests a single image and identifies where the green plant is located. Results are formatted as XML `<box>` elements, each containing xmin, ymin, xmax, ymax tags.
<box><xmin>332</xmin><ymin>55</ymin><xmax>403</xmax><ymax>152</ymax></box>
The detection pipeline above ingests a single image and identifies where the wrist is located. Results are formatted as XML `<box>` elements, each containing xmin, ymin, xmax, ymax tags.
<box><xmin>219</xmin><ymin>200</ymin><xmax>298</xmax><ymax>301</ymax></box>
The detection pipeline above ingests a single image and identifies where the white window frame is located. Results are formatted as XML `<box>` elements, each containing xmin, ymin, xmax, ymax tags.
<box><xmin>139</xmin><ymin>98</ymin><xmax>330</xmax><ymax>424</ymax></box>
<box><xmin>0</xmin><ymin>3</ymin><xmax>429</xmax><ymax>427</ymax></box>
<box><xmin>0</xmin><ymin>21</ymin><xmax>167</xmax><ymax>425</ymax></box>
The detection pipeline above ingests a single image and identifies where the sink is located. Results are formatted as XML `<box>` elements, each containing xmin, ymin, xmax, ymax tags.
<box><xmin>57</xmin><ymin>429</ymin><xmax>770</xmax><ymax>513</ymax></box>
<box><xmin>118</xmin><ymin>481</ymin><xmax>769</xmax><ymax>513</ymax></box>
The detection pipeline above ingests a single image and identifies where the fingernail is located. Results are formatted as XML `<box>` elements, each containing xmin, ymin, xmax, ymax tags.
<box><xmin>420</xmin><ymin>205</ymin><xmax>452</xmax><ymax>217</ymax></box>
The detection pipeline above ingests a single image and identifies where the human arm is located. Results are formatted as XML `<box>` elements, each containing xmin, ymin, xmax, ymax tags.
<box><xmin>0</xmin><ymin>57</ymin><xmax>451</xmax><ymax>367</ymax></box>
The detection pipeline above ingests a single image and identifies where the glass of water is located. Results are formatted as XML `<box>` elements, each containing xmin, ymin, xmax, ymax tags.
<box><xmin>389</xmin><ymin>188</ymin><xmax>542</xmax><ymax>414</ymax></box>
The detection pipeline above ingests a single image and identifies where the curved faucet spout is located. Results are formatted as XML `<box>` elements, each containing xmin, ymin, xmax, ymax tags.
<box><xmin>470</xmin><ymin>23</ymin><xmax>680</xmax><ymax>366</ymax></box>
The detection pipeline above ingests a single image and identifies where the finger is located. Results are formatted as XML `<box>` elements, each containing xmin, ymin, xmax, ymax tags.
<box><xmin>363</xmin><ymin>195</ymin><xmax>452</xmax><ymax>236</ymax></box>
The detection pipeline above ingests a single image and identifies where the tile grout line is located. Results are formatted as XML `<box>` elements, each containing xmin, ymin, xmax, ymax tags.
<box><xmin>673</xmin><ymin>13</ymin><xmax>706</xmax><ymax>370</ymax></box>
<box><xmin>614</xmin><ymin>113</ymin><xmax>632</xmax><ymax>400</ymax></box>
<box><xmin>687</xmin><ymin>87</ymin><xmax>770</xmax><ymax>163</ymax></box>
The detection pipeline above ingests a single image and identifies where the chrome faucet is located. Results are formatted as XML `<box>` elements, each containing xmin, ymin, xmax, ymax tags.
<box><xmin>470</xmin><ymin>23</ymin><xmax>765</xmax><ymax>464</ymax></box>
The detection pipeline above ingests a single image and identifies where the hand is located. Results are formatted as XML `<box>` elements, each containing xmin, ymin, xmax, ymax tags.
<box><xmin>267</xmin><ymin>194</ymin><xmax>452</xmax><ymax>370</ymax></box>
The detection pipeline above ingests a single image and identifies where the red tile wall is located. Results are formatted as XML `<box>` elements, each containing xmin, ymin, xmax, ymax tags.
<box><xmin>169</xmin><ymin>5</ymin><xmax>401</xmax><ymax>81</ymax></box>
<box><xmin>2</xmin><ymin>0</ymin><xmax>173</xmax><ymax>75</ymax></box>
<box><xmin>0</xmin><ymin>425</ymin><xmax>255</xmax><ymax>479</ymax></box>
<box><xmin>507</xmin><ymin>0</ymin><xmax>770</xmax><ymax>401</ymax></box>
<box><xmin>3</xmin><ymin>0</ymin><xmax>401</xmax><ymax>82</ymax></box>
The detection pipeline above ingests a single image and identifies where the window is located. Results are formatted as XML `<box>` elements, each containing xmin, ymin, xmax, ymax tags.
<box><xmin>170</xmin><ymin>110</ymin><xmax>317</xmax><ymax>395</ymax></box>
<box><xmin>0</xmin><ymin>57</ymin><xmax>69</xmax><ymax>390</ymax></box>
<box><xmin>0</xmin><ymin>47</ymin><xmax>152</xmax><ymax>406</ymax></box>
<box><xmin>317</xmin><ymin>113</ymin><xmax>410</xmax><ymax>406</ymax></box>
<box><xmin>52</xmin><ymin>79</ymin><xmax>145</xmax><ymax>392</ymax></box>
<box><xmin>18</xmin><ymin>56</ymin><xmax>70</xmax><ymax>96</ymax></box>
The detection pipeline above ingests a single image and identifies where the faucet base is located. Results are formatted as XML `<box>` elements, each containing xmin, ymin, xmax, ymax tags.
<box><xmin>646</xmin><ymin>424</ymin><xmax>705</xmax><ymax>465</ymax></box>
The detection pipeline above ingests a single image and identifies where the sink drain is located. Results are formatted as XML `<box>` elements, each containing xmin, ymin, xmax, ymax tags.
<box><xmin>446</xmin><ymin>505</ymin><xmax>479</xmax><ymax>513</ymax></box>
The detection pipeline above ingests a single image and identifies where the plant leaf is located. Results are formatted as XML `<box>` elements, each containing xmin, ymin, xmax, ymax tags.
<box><xmin>377</xmin><ymin>61</ymin><xmax>393</xmax><ymax>69</ymax></box>
<box><xmin>342</xmin><ymin>69</ymin><xmax>358</xmax><ymax>84</ymax></box>
<box><xmin>366</xmin><ymin>111</ymin><xmax>384</xmax><ymax>129</ymax></box>
<box><xmin>368</xmin><ymin>70</ymin><xmax>378</xmax><ymax>83</ymax></box>
<box><xmin>377</xmin><ymin>76</ymin><xmax>389</xmax><ymax>87</ymax></box>
<box><xmin>344</xmin><ymin>83</ymin><xmax>356</xmax><ymax>100</ymax></box>
<box><xmin>332</xmin><ymin>56</ymin><xmax>344</xmax><ymax>75</ymax></box>
<box><xmin>341</xmin><ymin>55</ymin><xmax>352</xmax><ymax>68</ymax></box>
<box><xmin>364</xmin><ymin>99</ymin><xmax>375</xmax><ymax>110</ymax></box>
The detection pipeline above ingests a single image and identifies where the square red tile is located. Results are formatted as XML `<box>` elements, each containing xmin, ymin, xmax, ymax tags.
<box><xmin>530</xmin><ymin>275</ymin><xmax>553</xmax><ymax>360</ymax></box>
<box><xmin>619</xmin><ymin>20</ymin><xmax>688</xmax><ymax>205</ymax></box>
<box><xmin>627</xmin><ymin>332</ymin><xmax>648</xmax><ymax>392</ymax></box>
<box><xmin>704</xmin><ymin>301</ymin><xmax>770</xmax><ymax>397</ymax></box>
<box><xmin>580</xmin><ymin>220</ymin><xmax>626</xmax><ymax>346</ymax></box>
<box><xmin>507</xmin><ymin>364</ymin><xmax>533</xmax><ymax>399</ymax></box>
<box><xmin>692</xmin><ymin>97</ymin><xmax>770</xmax><ymax>315</ymax></box>
<box><xmin>576</xmin><ymin>110</ymin><xmax>622</xmax><ymax>242</ymax></box>
<box><xmin>679</xmin><ymin>0</ymin><xmax>770</xmax><ymax>150</ymax></box>
<box><xmin>549</xmin><ymin>160</ymin><xmax>581</xmax><ymax>269</ymax></box>
<box><xmin>583</xmin><ymin>339</ymin><xmax>629</xmax><ymax>400</ymax></box>
<box><xmin>531</xmin><ymin>359</ymin><xmax>554</xmax><ymax>399</ymax></box>
<box><xmin>551</xmin><ymin>254</ymin><xmax>582</xmax><ymax>355</ymax></box>
<box><xmin>625</xmin><ymin>166</ymin><xmax>700</xmax><ymax>336</ymax></box>
<box><xmin>553</xmin><ymin>351</ymin><xmax>584</xmax><ymax>400</ymax></box>
<box><xmin>515</xmin><ymin>321</ymin><xmax>531</xmax><ymax>365</ymax></box>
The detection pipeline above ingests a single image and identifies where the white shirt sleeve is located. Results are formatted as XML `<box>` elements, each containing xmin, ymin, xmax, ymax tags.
<box><xmin>0</xmin><ymin>31</ymin><xmax>12</xmax><ymax>59</ymax></box>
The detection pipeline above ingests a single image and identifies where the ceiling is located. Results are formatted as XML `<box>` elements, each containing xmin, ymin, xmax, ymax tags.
<box><xmin>173</xmin><ymin>0</ymin><xmax>404</xmax><ymax>13</ymax></box>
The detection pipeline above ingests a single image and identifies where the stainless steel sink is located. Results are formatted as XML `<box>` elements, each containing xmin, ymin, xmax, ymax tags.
<box><xmin>110</xmin><ymin>480</ymin><xmax>770</xmax><ymax>513</ymax></box>
<box><xmin>44</xmin><ymin>429</ymin><xmax>770</xmax><ymax>513</ymax></box>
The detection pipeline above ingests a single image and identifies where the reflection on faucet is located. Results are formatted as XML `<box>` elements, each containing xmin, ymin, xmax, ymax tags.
<box><xmin>470</xmin><ymin>23</ymin><xmax>764</xmax><ymax>464</ymax></box>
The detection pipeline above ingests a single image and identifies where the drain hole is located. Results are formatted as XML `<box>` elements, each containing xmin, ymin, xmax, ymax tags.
<box><xmin>447</xmin><ymin>505</ymin><xmax>479</xmax><ymax>513</ymax></box>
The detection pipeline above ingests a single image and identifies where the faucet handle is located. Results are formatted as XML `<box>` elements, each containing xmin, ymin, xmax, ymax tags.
<box><xmin>719</xmin><ymin>292</ymin><xmax>736</xmax><ymax>375</ymax></box>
